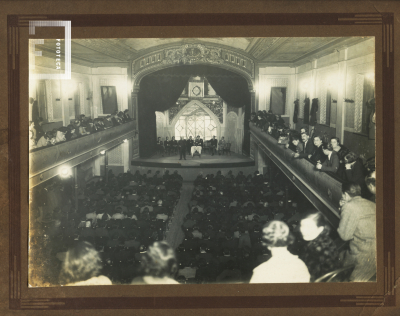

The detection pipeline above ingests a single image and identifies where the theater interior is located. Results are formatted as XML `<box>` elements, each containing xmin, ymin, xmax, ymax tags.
<box><xmin>28</xmin><ymin>37</ymin><xmax>376</xmax><ymax>285</ymax></box>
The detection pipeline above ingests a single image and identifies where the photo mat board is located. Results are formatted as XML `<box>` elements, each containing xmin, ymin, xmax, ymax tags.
<box><xmin>8</xmin><ymin>11</ymin><xmax>395</xmax><ymax>312</ymax></box>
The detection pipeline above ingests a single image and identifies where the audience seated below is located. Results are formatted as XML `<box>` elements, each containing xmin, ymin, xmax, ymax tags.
<box><xmin>34</xmin><ymin>162</ymin><xmax>376</xmax><ymax>285</ymax></box>
<box><xmin>29</xmin><ymin>109</ymin><xmax>133</xmax><ymax>151</ymax></box>
<box><xmin>250</xmin><ymin>109</ymin><xmax>375</xmax><ymax>200</ymax></box>
<box><xmin>32</xmin><ymin>168</ymin><xmax>183</xmax><ymax>285</ymax></box>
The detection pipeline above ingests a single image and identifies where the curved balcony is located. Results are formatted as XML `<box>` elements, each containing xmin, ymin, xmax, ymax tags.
<box><xmin>29</xmin><ymin>121</ymin><xmax>136</xmax><ymax>188</ymax></box>
<box><xmin>250</xmin><ymin>123</ymin><xmax>343</xmax><ymax>227</ymax></box>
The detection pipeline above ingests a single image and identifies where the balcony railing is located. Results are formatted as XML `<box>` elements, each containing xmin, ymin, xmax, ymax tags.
<box><xmin>29</xmin><ymin>121</ymin><xmax>136</xmax><ymax>188</ymax></box>
<box><xmin>250</xmin><ymin>123</ymin><xmax>343</xmax><ymax>227</ymax></box>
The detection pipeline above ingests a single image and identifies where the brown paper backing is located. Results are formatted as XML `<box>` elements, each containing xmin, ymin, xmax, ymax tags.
<box><xmin>1</xmin><ymin>1</ymin><xmax>399</xmax><ymax>315</ymax></box>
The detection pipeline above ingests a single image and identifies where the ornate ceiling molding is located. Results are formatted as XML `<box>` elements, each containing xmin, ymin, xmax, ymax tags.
<box><xmin>131</xmin><ymin>43</ymin><xmax>255</xmax><ymax>90</ymax></box>
<box><xmin>248</xmin><ymin>38</ymin><xmax>282</xmax><ymax>60</ymax></box>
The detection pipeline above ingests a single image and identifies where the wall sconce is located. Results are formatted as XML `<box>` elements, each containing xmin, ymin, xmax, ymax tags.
<box><xmin>123</xmin><ymin>139</ymin><xmax>128</xmax><ymax>143</ymax></box>
<box><xmin>100</xmin><ymin>150</ymin><xmax>106</xmax><ymax>155</ymax></box>
<box><xmin>59</xmin><ymin>166</ymin><xmax>71</xmax><ymax>178</ymax></box>
<box><xmin>86</xmin><ymin>91</ymin><xmax>93</xmax><ymax>101</ymax></box>
<box><xmin>365</xmin><ymin>73</ymin><xmax>375</xmax><ymax>85</ymax></box>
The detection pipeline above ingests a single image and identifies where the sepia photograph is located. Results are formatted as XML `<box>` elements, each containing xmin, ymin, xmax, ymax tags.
<box><xmin>28</xmin><ymin>36</ymin><xmax>377</xmax><ymax>287</ymax></box>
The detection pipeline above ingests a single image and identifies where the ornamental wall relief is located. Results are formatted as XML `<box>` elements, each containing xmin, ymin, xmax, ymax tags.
<box><xmin>163</xmin><ymin>44</ymin><xmax>225</xmax><ymax>65</ymax></box>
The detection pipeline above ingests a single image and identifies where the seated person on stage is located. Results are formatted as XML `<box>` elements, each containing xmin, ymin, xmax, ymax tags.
<box><xmin>210</xmin><ymin>135</ymin><xmax>218</xmax><ymax>156</ymax></box>
<box><xmin>309</xmin><ymin>135</ymin><xmax>326</xmax><ymax>164</ymax></box>
<box><xmin>191</xmin><ymin>135</ymin><xmax>203</xmax><ymax>156</ymax></box>
<box><xmin>156</xmin><ymin>137</ymin><xmax>165</xmax><ymax>156</ymax></box>
<box><xmin>316</xmin><ymin>143</ymin><xmax>339</xmax><ymax>173</ymax></box>
<box><xmin>218</xmin><ymin>137</ymin><xmax>226</xmax><ymax>155</ymax></box>
<box><xmin>171</xmin><ymin>136</ymin><xmax>178</xmax><ymax>153</ymax></box>
<box><xmin>164</xmin><ymin>137</ymin><xmax>171</xmax><ymax>154</ymax></box>
<box><xmin>186</xmin><ymin>136</ymin><xmax>194</xmax><ymax>154</ymax></box>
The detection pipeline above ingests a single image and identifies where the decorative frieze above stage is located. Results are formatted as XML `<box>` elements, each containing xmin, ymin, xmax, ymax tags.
<box><xmin>132</xmin><ymin>43</ymin><xmax>255</xmax><ymax>89</ymax></box>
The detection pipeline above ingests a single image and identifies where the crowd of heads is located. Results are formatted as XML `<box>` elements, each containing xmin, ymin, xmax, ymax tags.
<box><xmin>29</xmin><ymin>109</ymin><xmax>132</xmax><ymax>150</ymax></box>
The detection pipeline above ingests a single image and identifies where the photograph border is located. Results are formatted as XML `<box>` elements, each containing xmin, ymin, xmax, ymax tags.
<box><xmin>8</xmin><ymin>12</ymin><xmax>395</xmax><ymax>310</ymax></box>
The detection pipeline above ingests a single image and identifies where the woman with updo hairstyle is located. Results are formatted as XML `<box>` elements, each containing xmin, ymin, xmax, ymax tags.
<box><xmin>297</xmin><ymin>210</ymin><xmax>341</xmax><ymax>282</ymax></box>
<box><xmin>59</xmin><ymin>241</ymin><xmax>111</xmax><ymax>286</ymax></box>
<box><xmin>249</xmin><ymin>221</ymin><xmax>310</xmax><ymax>283</ymax></box>
<box><xmin>131</xmin><ymin>241</ymin><xmax>179</xmax><ymax>284</ymax></box>
<box><xmin>330</xmin><ymin>137</ymin><xmax>350</xmax><ymax>179</ymax></box>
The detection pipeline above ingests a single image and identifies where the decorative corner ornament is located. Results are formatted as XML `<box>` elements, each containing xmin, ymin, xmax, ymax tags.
<box><xmin>163</xmin><ymin>44</ymin><xmax>224</xmax><ymax>65</ymax></box>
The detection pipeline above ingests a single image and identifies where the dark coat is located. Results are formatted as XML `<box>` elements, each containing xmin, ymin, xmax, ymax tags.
<box><xmin>309</xmin><ymin>98</ymin><xmax>319</xmax><ymax>126</ymax></box>
<box><xmin>320</xmin><ymin>151</ymin><xmax>340</xmax><ymax>173</ymax></box>
<box><xmin>210</xmin><ymin>138</ymin><xmax>218</xmax><ymax>147</ymax></box>
<box><xmin>303</xmin><ymin>98</ymin><xmax>310</xmax><ymax>125</ymax></box>
<box><xmin>310</xmin><ymin>145</ymin><xmax>326</xmax><ymax>163</ymax></box>
<box><xmin>298</xmin><ymin>139</ymin><xmax>315</xmax><ymax>158</ymax></box>
<box><xmin>293</xmin><ymin>100</ymin><xmax>299</xmax><ymax>124</ymax></box>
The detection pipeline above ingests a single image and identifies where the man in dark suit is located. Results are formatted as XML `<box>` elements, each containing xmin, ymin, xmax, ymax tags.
<box><xmin>210</xmin><ymin>135</ymin><xmax>218</xmax><ymax>156</ymax></box>
<box><xmin>316</xmin><ymin>143</ymin><xmax>339</xmax><ymax>173</ymax></box>
<box><xmin>178</xmin><ymin>136</ymin><xmax>187</xmax><ymax>160</ymax></box>
<box><xmin>294</xmin><ymin>132</ymin><xmax>314</xmax><ymax>159</ymax></box>
<box><xmin>164</xmin><ymin>137</ymin><xmax>171</xmax><ymax>155</ymax></box>
<box><xmin>156</xmin><ymin>137</ymin><xmax>164</xmax><ymax>156</ymax></box>
<box><xmin>186</xmin><ymin>136</ymin><xmax>194</xmax><ymax>154</ymax></box>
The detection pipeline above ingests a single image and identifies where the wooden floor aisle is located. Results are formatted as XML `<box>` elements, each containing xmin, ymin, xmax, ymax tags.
<box><xmin>165</xmin><ymin>181</ymin><xmax>194</xmax><ymax>249</ymax></box>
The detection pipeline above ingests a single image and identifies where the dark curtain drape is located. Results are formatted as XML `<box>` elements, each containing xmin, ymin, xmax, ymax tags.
<box><xmin>303</xmin><ymin>98</ymin><xmax>310</xmax><ymax>125</ymax></box>
<box><xmin>138</xmin><ymin>72</ymin><xmax>191</xmax><ymax>157</ymax></box>
<box><xmin>138</xmin><ymin>65</ymin><xmax>251</xmax><ymax>157</ymax></box>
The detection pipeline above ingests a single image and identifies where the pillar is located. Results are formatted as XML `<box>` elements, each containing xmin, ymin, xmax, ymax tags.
<box><xmin>250</xmin><ymin>90</ymin><xmax>256</xmax><ymax>113</ymax></box>
<box><xmin>336</xmin><ymin>48</ymin><xmax>348</xmax><ymax>142</ymax></box>
<box><xmin>73</xmin><ymin>166</ymin><xmax>79</xmax><ymax>212</ymax></box>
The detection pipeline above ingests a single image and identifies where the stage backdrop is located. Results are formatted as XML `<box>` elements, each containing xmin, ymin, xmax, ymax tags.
<box><xmin>138</xmin><ymin>65</ymin><xmax>251</xmax><ymax>158</ymax></box>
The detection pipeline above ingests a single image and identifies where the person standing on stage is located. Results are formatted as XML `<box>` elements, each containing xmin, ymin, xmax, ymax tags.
<box><xmin>178</xmin><ymin>136</ymin><xmax>187</xmax><ymax>160</ymax></box>
<box><xmin>187</xmin><ymin>136</ymin><xmax>194</xmax><ymax>154</ymax></box>
<box><xmin>218</xmin><ymin>136</ymin><xmax>226</xmax><ymax>155</ymax></box>
<box><xmin>164</xmin><ymin>136</ymin><xmax>171</xmax><ymax>156</ymax></box>
<box><xmin>157</xmin><ymin>137</ymin><xmax>165</xmax><ymax>156</ymax></box>
<box><xmin>171</xmin><ymin>136</ymin><xmax>178</xmax><ymax>155</ymax></box>
<box><xmin>191</xmin><ymin>135</ymin><xmax>203</xmax><ymax>157</ymax></box>
<box><xmin>210</xmin><ymin>135</ymin><xmax>218</xmax><ymax>156</ymax></box>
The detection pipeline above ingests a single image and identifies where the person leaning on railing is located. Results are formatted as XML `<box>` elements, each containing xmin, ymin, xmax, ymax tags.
<box><xmin>316</xmin><ymin>143</ymin><xmax>339</xmax><ymax>173</ymax></box>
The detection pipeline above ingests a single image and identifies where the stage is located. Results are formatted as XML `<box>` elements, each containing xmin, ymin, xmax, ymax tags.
<box><xmin>130</xmin><ymin>151</ymin><xmax>256</xmax><ymax>181</ymax></box>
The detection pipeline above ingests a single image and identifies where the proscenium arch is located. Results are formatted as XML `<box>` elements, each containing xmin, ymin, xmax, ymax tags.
<box><xmin>132</xmin><ymin>62</ymin><xmax>255</xmax><ymax>92</ymax></box>
<box><xmin>169</xmin><ymin>99</ymin><xmax>223</xmax><ymax>133</ymax></box>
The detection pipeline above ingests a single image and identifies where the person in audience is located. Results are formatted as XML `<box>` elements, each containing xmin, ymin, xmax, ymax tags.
<box><xmin>210</xmin><ymin>135</ymin><xmax>218</xmax><ymax>156</ymax></box>
<box><xmin>297</xmin><ymin>210</ymin><xmax>341</xmax><ymax>282</ymax></box>
<box><xmin>59</xmin><ymin>241</ymin><xmax>112</xmax><ymax>286</ymax></box>
<box><xmin>330</xmin><ymin>137</ymin><xmax>350</xmax><ymax>179</ymax></box>
<box><xmin>29</xmin><ymin>129</ymin><xmax>36</xmax><ymax>149</ymax></box>
<box><xmin>123</xmin><ymin>109</ymin><xmax>132</xmax><ymax>122</ymax></box>
<box><xmin>103</xmin><ymin>116</ymin><xmax>113</xmax><ymax>129</ymax></box>
<box><xmin>309</xmin><ymin>135</ymin><xmax>326</xmax><ymax>164</ymax></box>
<box><xmin>186</xmin><ymin>136</ymin><xmax>194</xmax><ymax>154</ymax></box>
<box><xmin>294</xmin><ymin>132</ymin><xmax>315</xmax><ymax>159</ymax></box>
<box><xmin>192</xmin><ymin>135</ymin><xmax>203</xmax><ymax>156</ymax></box>
<box><xmin>36</xmin><ymin>132</ymin><xmax>51</xmax><ymax>148</ymax></box>
<box><xmin>35</xmin><ymin>117</ymin><xmax>45</xmax><ymax>141</ymax></box>
<box><xmin>277</xmin><ymin>132</ymin><xmax>289</xmax><ymax>145</ymax></box>
<box><xmin>55</xmin><ymin>127</ymin><xmax>67</xmax><ymax>143</ymax></box>
<box><xmin>344</xmin><ymin>152</ymin><xmax>369</xmax><ymax>197</ymax></box>
<box><xmin>131</xmin><ymin>241</ymin><xmax>179</xmax><ymax>284</ymax></box>
<box><xmin>29</xmin><ymin>121</ymin><xmax>37</xmax><ymax>144</ymax></box>
<box><xmin>286</xmin><ymin>135</ymin><xmax>304</xmax><ymax>155</ymax></box>
<box><xmin>365</xmin><ymin>171</ymin><xmax>376</xmax><ymax>203</ymax></box>
<box><xmin>249</xmin><ymin>221</ymin><xmax>310</xmax><ymax>283</ymax></box>
<box><xmin>316</xmin><ymin>143</ymin><xmax>339</xmax><ymax>173</ymax></box>
<box><xmin>337</xmin><ymin>183</ymin><xmax>376</xmax><ymax>282</ymax></box>
<box><xmin>218</xmin><ymin>137</ymin><xmax>226</xmax><ymax>155</ymax></box>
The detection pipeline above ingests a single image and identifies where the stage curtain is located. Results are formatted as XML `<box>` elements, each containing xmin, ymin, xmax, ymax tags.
<box><xmin>205</xmin><ymin>75</ymin><xmax>251</xmax><ymax>156</ymax></box>
<box><xmin>137</xmin><ymin>65</ymin><xmax>251</xmax><ymax>157</ymax></box>
<box><xmin>138</xmin><ymin>70</ymin><xmax>191</xmax><ymax>157</ymax></box>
